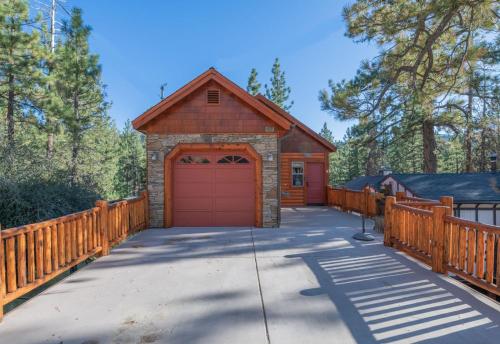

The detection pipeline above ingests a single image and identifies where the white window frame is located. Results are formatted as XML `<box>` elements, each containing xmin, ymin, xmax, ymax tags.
<box><xmin>291</xmin><ymin>161</ymin><xmax>305</xmax><ymax>187</ymax></box>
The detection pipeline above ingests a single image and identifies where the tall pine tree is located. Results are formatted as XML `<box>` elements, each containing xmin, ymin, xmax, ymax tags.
<box><xmin>0</xmin><ymin>0</ymin><xmax>44</xmax><ymax>150</ymax></box>
<box><xmin>265</xmin><ymin>58</ymin><xmax>293</xmax><ymax>110</ymax></box>
<box><xmin>53</xmin><ymin>8</ymin><xmax>108</xmax><ymax>185</ymax></box>
<box><xmin>246</xmin><ymin>68</ymin><xmax>261</xmax><ymax>95</ymax></box>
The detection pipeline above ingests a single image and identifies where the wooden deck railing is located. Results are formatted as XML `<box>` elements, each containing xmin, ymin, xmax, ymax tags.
<box><xmin>389</xmin><ymin>203</ymin><xmax>434</xmax><ymax>265</ymax></box>
<box><xmin>443</xmin><ymin>216</ymin><xmax>500</xmax><ymax>295</ymax></box>
<box><xmin>0</xmin><ymin>191</ymin><xmax>149</xmax><ymax>320</ymax></box>
<box><xmin>384</xmin><ymin>194</ymin><xmax>500</xmax><ymax>296</ymax></box>
<box><xmin>327</xmin><ymin>186</ymin><xmax>381</xmax><ymax>217</ymax></box>
<box><xmin>328</xmin><ymin>186</ymin><xmax>499</xmax><ymax>296</ymax></box>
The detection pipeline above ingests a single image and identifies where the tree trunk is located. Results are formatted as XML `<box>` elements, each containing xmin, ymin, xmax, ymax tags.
<box><xmin>6</xmin><ymin>74</ymin><xmax>15</xmax><ymax>146</ymax></box>
<box><xmin>365</xmin><ymin>139</ymin><xmax>378</xmax><ymax>176</ymax></box>
<box><xmin>69</xmin><ymin>137</ymin><xmax>79</xmax><ymax>185</ymax></box>
<box><xmin>464</xmin><ymin>86</ymin><xmax>473</xmax><ymax>172</ymax></box>
<box><xmin>47</xmin><ymin>132</ymin><xmax>54</xmax><ymax>159</ymax></box>
<box><xmin>69</xmin><ymin>96</ymin><xmax>80</xmax><ymax>185</ymax></box>
<box><xmin>422</xmin><ymin>118</ymin><xmax>437</xmax><ymax>173</ymax></box>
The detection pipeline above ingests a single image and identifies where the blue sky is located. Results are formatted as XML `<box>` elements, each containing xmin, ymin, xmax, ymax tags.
<box><xmin>56</xmin><ymin>0</ymin><xmax>377</xmax><ymax>139</ymax></box>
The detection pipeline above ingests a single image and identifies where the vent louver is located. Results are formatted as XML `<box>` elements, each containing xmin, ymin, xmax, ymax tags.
<box><xmin>207</xmin><ymin>89</ymin><xmax>220</xmax><ymax>104</ymax></box>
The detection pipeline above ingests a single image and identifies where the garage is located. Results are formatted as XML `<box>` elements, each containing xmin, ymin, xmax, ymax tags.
<box><xmin>172</xmin><ymin>151</ymin><xmax>256</xmax><ymax>227</ymax></box>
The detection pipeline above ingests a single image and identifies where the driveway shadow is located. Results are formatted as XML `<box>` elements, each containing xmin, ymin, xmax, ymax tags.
<box><xmin>287</xmin><ymin>239</ymin><xmax>500</xmax><ymax>343</ymax></box>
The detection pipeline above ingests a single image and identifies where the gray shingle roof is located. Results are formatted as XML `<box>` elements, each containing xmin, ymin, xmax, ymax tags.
<box><xmin>344</xmin><ymin>175</ymin><xmax>386</xmax><ymax>191</ymax></box>
<box><xmin>343</xmin><ymin>172</ymin><xmax>500</xmax><ymax>203</ymax></box>
<box><xmin>389</xmin><ymin>172</ymin><xmax>500</xmax><ymax>203</ymax></box>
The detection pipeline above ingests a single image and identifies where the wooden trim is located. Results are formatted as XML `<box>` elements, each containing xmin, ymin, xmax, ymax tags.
<box><xmin>163</xmin><ymin>143</ymin><xmax>263</xmax><ymax>228</ymax></box>
<box><xmin>290</xmin><ymin>161</ymin><xmax>305</xmax><ymax>188</ymax></box>
<box><xmin>133</xmin><ymin>68</ymin><xmax>291</xmax><ymax>131</ymax></box>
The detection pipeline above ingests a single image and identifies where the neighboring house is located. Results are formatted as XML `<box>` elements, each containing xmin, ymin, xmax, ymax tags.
<box><xmin>344</xmin><ymin>175</ymin><xmax>387</xmax><ymax>193</ymax></box>
<box><xmin>132</xmin><ymin>68</ymin><xmax>335</xmax><ymax>228</ymax></box>
<box><xmin>344</xmin><ymin>172</ymin><xmax>500</xmax><ymax>226</ymax></box>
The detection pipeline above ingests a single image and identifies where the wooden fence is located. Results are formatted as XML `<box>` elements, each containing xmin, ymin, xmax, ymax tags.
<box><xmin>384</xmin><ymin>193</ymin><xmax>500</xmax><ymax>296</ymax></box>
<box><xmin>327</xmin><ymin>186</ymin><xmax>381</xmax><ymax>217</ymax></box>
<box><xmin>0</xmin><ymin>191</ymin><xmax>149</xmax><ymax>320</ymax></box>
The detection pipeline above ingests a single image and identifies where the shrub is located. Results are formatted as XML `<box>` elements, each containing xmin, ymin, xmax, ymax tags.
<box><xmin>0</xmin><ymin>178</ymin><xmax>100</xmax><ymax>229</ymax></box>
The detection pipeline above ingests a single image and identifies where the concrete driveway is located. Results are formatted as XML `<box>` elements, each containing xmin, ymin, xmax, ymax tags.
<box><xmin>0</xmin><ymin>207</ymin><xmax>499</xmax><ymax>344</ymax></box>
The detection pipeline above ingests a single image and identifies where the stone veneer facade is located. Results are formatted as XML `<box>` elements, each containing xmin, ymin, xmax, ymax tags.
<box><xmin>146</xmin><ymin>134</ymin><xmax>279</xmax><ymax>228</ymax></box>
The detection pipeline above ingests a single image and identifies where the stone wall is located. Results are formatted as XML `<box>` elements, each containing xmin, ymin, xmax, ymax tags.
<box><xmin>146</xmin><ymin>134</ymin><xmax>279</xmax><ymax>228</ymax></box>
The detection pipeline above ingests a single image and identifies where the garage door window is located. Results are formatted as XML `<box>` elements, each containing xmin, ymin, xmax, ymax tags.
<box><xmin>178</xmin><ymin>155</ymin><xmax>210</xmax><ymax>164</ymax></box>
<box><xmin>292</xmin><ymin>161</ymin><xmax>304</xmax><ymax>187</ymax></box>
<box><xmin>217</xmin><ymin>155</ymin><xmax>250</xmax><ymax>164</ymax></box>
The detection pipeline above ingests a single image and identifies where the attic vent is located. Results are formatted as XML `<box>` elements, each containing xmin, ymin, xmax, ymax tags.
<box><xmin>207</xmin><ymin>89</ymin><xmax>220</xmax><ymax>104</ymax></box>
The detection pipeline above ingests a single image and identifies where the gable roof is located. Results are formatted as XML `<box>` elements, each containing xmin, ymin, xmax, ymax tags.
<box><xmin>385</xmin><ymin>172</ymin><xmax>500</xmax><ymax>203</ymax></box>
<box><xmin>344</xmin><ymin>175</ymin><xmax>386</xmax><ymax>191</ymax></box>
<box><xmin>132</xmin><ymin>68</ymin><xmax>292</xmax><ymax>131</ymax></box>
<box><xmin>255</xmin><ymin>94</ymin><xmax>336</xmax><ymax>152</ymax></box>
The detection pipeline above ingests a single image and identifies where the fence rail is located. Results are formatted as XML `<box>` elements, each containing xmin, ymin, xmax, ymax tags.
<box><xmin>328</xmin><ymin>186</ymin><xmax>499</xmax><ymax>296</ymax></box>
<box><xmin>327</xmin><ymin>186</ymin><xmax>381</xmax><ymax>217</ymax></box>
<box><xmin>390</xmin><ymin>203</ymin><xmax>433</xmax><ymax>265</ymax></box>
<box><xmin>0</xmin><ymin>191</ymin><xmax>149</xmax><ymax>320</ymax></box>
<box><xmin>444</xmin><ymin>216</ymin><xmax>500</xmax><ymax>295</ymax></box>
<box><xmin>384</xmin><ymin>193</ymin><xmax>500</xmax><ymax>296</ymax></box>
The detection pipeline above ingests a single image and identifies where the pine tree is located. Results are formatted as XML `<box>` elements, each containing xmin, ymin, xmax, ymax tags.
<box><xmin>114</xmin><ymin>120</ymin><xmax>146</xmax><ymax>198</ymax></box>
<box><xmin>0</xmin><ymin>0</ymin><xmax>44</xmax><ymax>151</ymax></box>
<box><xmin>319</xmin><ymin>122</ymin><xmax>334</xmax><ymax>143</ymax></box>
<box><xmin>265</xmin><ymin>58</ymin><xmax>293</xmax><ymax>110</ymax></box>
<box><xmin>328</xmin><ymin>0</ymin><xmax>498</xmax><ymax>173</ymax></box>
<box><xmin>53</xmin><ymin>8</ymin><xmax>108</xmax><ymax>185</ymax></box>
<box><xmin>246</xmin><ymin>68</ymin><xmax>261</xmax><ymax>95</ymax></box>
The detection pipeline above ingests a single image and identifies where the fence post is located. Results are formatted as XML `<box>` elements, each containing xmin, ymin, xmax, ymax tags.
<box><xmin>124</xmin><ymin>202</ymin><xmax>130</xmax><ymax>236</ymax></box>
<box><xmin>432</xmin><ymin>206</ymin><xmax>447</xmax><ymax>273</ymax></box>
<box><xmin>0</xmin><ymin>224</ymin><xmax>4</xmax><ymax>322</ymax></box>
<box><xmin>363</xmin><ymin>187</ymin><xmax>370</xmax><ymax>217</ymax></box>
<box><xmin>141</xmin><ymin>191</ymin><xmax>149</xmax><ymax>229</ymax></box>
<box><xmin>384</xmin><ymin>196</ymin><xmax>396</xmax><ymax>246</ymax></box>
<box><xmin>439</xmin><ymin>196</ymin><xmax>454</xmax><ymax>216</ymax></box>
<box><xmin>341</xmin><ymin>187</ymin><xmax>347</xmax><ymax>211</ymax></box>
<box><xmin>396</xmin><ymin>191</ymin><xmax>405</xmax><ymax>201</ymax></box>
<box><xmin>96</xmin><ymin>200</ymin><xmax>110</xmax><ymax>256</ymax></box>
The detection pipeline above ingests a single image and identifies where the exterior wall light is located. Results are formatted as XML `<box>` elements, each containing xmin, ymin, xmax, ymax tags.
<box><xmin>267</xmin><ymin>153</ymin><xmax>274</xmax><ymax>161</ymax></box>
<box><xmin>151</xmin><ymin>152</ymin><xmax>158</xmax><ymax>161</ymax></box>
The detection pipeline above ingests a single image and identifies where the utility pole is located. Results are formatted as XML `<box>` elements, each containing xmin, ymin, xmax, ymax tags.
<box><xmin>160</xmin><ymin>83</ymin><xmax>168</xmax><ymax>99</ymax></box>
<box><xmin>50</xmin><ymin>0</ymin><xmax>56</xmax><ymax>53</ymax></box>
<box><xmin>46</xmin><ymin>0</ymin><xmax>57</xmax><ymax>160</ymax></box>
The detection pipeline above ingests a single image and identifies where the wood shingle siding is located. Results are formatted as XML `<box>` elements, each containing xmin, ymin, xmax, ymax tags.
<box><xmin>142</xmin><ymin>81</ymin><xmax>283</xmax><ymax>134</ymax></box>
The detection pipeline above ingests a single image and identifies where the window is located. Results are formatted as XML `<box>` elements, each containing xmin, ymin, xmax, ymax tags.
<box><xmin>217</xmin><ymin>155</ymin><xmax>250</xmax><ymax>164</ymax></box>
<box><xmin>292</xmin><ymin>162</ymin><xmax>304</xmax><ymax>187</ymax></box>
<box><xmin>178</xmin><ymin>155</ymin><xmax>210</xmax><ymax>164</ymax></box>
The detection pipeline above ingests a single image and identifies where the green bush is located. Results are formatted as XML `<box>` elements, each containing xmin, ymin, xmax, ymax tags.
<box><xmin>0</xmin><ymin>178</ymin><xmax>100</xmax><ymax>229</ymax></box>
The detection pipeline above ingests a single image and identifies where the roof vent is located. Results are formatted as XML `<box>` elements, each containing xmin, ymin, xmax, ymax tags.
<box><xmin>207</xmin><ymin>89</ymin><xmax>220</xmax><ymax>104</ymax></box>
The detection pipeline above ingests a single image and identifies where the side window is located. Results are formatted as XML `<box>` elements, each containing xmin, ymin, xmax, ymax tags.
<box><xmin>292</xmin><ymin>162</ymin><xmax>304</xmax><ymax>187</ymax></box>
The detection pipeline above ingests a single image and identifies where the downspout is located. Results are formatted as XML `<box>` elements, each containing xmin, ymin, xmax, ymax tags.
<box><xmin>277</xmin><ymin>124</ymin><xmax>296</xmax><ymax>228</ymax></box>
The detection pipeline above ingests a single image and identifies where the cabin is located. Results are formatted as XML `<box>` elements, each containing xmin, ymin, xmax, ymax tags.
<box><xmin>132</xmin><ymin>68</ymin><xmax>335</xmax><ymax>228</ymax></box>
<box><xmin>345</xmin><ymin>172</ymin><xmax>500</xmax><ymax>226</ymax></box>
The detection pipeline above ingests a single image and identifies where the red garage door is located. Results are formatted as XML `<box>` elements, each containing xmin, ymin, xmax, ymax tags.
<box><xmin>173</xmin><ymin>152</ymin><xmax>255</xmax><ymax>227</ymax></box>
